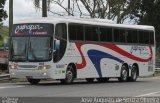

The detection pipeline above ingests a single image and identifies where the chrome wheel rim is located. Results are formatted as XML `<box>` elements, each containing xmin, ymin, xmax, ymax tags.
<box><xmin>66</xmin><ymin>70</ymin><xmax>73</xmax><ymax>82</ymax></box>
<box><xmin>122</xmin><ymin>69</ymin><xmax>128</xmax><ymax>80</ymax></box>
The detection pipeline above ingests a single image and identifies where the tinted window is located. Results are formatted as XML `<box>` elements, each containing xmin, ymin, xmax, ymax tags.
<box><xmin>85</xmin><ymin>26</ymin><xmax>99</xmax><ymax>41</ymax></box>
<box><xmin>126</xmin><ymin>29</ymin><xmax>138</xmax><ymax>43</ymax></box>
<box><xmin>100</xmin><ymin>27</ymin><xmax>112</xmax><ymax>42</ymax></box>
<box><xmin>114</xmin><ymin>28</ymin><xmax>126</xmax><ymax>43</ymax></box>
<box><xmin>150</xmin><ymin>31</ymin><xmax>154</xmax><ymax>44</ymax></box>
<box><xmin>54</xmin><ymin>23</ymin><xmax>67</xmax><ymax>63</ymax></box>
<box><xmin>139</xmin><ymin>30</ymin><xmax>149</xmax><ymax>44</ymax></box>
<box><xmin>55</xmin><ymin>23</ymin><xmax>67</xmax><ymax>40</ymax></box>
<box><xmin>69</xmin><ymin>24</ymin><xmax>84</xmax><ymax>41</ymax></box>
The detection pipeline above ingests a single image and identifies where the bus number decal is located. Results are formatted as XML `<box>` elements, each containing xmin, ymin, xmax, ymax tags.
<box><xmin>56</xmin><ymin>64</ymin><xmax>65</xmax><ymax>68</ymax></box>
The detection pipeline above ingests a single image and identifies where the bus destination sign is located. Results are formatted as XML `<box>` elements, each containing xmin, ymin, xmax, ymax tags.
<box><xmin>12</xmin><ymin>23</ymin><xmax>54</xmax><ymax>36</ymax></box>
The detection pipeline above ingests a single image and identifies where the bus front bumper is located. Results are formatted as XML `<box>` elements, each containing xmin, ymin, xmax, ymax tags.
<box><xmin>9</xmin><ymin>69</ymin><xmax>51</xmax><ymax>79</ymax></box>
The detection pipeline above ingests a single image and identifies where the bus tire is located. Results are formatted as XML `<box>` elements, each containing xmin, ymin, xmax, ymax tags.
<box><xmin>27</xmin><ymin>79</ymin><xmax>40</xmax><ymax>85</ymax></box>
<box><xmin>128</xmin><ymin>65</ymin><xmax>138</xmax><ymax>82</ymax></box>
<box><xmin>60</xmin><ymin>65</ymin><xmax>75</xmax><ymax>84</ymax></box>
<box><xmin>118</xmin><ymin>65</ymin><xmax>128</xmax><ymax>82</ymax></box>
<box><xmin>86</xmin><ymin>78</ymin><xmax>94</xmax><ymax>83</ymax></box>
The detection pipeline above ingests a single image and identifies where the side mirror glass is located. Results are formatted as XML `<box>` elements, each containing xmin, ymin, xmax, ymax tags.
<box><xmin>54</xmin><ymin>39</ymin><xmax>60</xmax><ymax>52</ymax></box>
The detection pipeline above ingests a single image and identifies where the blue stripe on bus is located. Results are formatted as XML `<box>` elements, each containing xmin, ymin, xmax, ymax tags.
<box><xmin>88</xmin><ymin>50</ymin><xmax>124</xmax><ymax>77</ymax></box>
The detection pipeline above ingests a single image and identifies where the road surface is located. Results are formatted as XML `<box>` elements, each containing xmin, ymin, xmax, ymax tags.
<box><xmin>0</xmin><ymin>78</ymin><xmax>160</xmax><ymax>97</ymax></box>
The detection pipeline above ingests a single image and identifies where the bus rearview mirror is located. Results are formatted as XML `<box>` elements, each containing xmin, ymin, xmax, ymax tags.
<box><xmin>54</xmin><ymin>39</ymin><xmax>60</xmax><ymax>51</ymax></box>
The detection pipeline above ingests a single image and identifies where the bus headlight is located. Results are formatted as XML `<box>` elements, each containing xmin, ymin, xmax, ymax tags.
<box><xmin>9</xmin><ymin>65</ymin><xmax>17</xmax><ymax>69</ymax></box>
<box><xmin>38</xmin><ymin>65</ymin><xmax>51</xmax><ymax>70</ymax></box>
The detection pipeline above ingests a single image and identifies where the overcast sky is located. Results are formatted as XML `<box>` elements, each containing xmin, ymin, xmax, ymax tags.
<box><xmin>4</xmin><ymin>0</ymin><xmax>38</xmax><ymax>26</ymax></box>
<box><xmin>4</xmin><ymin>0</ymin><xmax>72</xmax><ymax>26</ymax></box>
<box><xmin>3</xmin><ymin>0</ymin><xmax>135</xmax><ymax>26</ymax></box>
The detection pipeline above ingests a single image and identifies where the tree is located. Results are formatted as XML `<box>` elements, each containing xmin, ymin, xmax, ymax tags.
<box><xmin>32</xmin><ymin>0</ymin><xmax>141</xmax><ymax>24</ymax></box>
<box><xmin>33</xmin><ymin>0</ymin><xmax>51</xmax><ymax>17</ymax></box>
<box><xmin>0</xmin><ymin>0</ymin><xmax>8</xmax><ymax>25</ymax></box>
<box><xmin>80</xmin><ymin>0</ymin><xmax>141</xmax><ymax>23</ymax></box>
<box><xmin>137</xmin><ymin>0</ymin><xmax>160</xmax><ymax>45</ymax></box>
<box><xmin>135</xmin><ymin>0</ymin><xmax>160</xmax><ymax>61</ymax></box>
<box><xmin>42</xmin><ymin>0</ymin><xmax>47</xmax><ymax>17</ymax></box>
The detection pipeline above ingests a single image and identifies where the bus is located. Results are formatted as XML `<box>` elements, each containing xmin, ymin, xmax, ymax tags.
<box><xmin>9</xmin><ymin>17</ymin><xmax>155</xmax><ymax>84</ymax></box>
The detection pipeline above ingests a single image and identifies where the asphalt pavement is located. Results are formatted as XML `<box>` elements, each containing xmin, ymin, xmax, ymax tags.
<box><xmin>0</xmin><ymin>77</ymin><xmax>160</xmax><ymax>97</ymax></box>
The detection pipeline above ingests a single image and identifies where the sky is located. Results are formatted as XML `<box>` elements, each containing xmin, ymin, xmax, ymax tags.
<box><xmin>3</xmin><ymin>0</ymin><xmax>71</xmax><ymax>26</ymax></box>
<box><xmin>3</xmin><ymin>0</ymin><xmax>136</xmax><ymax>26</ymax></box>
<box><xmin>4</xmin><ymin>0</ymin><xmax>39</xmax><ymax>26</ymax></box>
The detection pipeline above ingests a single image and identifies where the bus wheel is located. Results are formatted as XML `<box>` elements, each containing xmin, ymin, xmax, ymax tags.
<box><xmin>27</xmin><ymin>79</ymin><xmax>40</xmax><ymax>85</ymax></box>
<box><xmin>128</xmin><ymin>65</ymin><xmax>138</xmax><ymax>82</ymax></box>
<box><xmin>86</xmin><ymin>78</ymin><xmax>95</xmax><ymax>83</ymax></box>
<box><xmin>60</xmin><ymin>65</ymin><xmax>75</xmax><ymax>84</ymax></box>
<box><xmin>118</xmin><ymin>65</ymin><xmax>128</xmax><ymax>82</ymax></box>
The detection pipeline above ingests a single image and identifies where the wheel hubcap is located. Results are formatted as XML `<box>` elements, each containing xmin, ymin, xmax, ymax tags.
<box><xmin>122</xmin><ymin>69</ymin><xmax>127</xmax><ymax>80</ymax></box>
<box><xmin>66</xmin><ymin>71</ymin><xmax>73</xmax><ymax>81</ymax></box>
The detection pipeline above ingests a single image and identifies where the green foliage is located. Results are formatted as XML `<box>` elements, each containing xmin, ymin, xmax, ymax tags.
<box><xmin>0</xmin><ymin>0</ymin><xmax>8</xmax><ymax>23</ymax></box>
<box><xmin>135</xmin><ymin>0</ymin><xmax>160</xmax><ymax>61</ymax></box>
<box><xmin>0</xmin><ymin>26</ymin><xmax>9</xmax><ymax>46</ymax></box>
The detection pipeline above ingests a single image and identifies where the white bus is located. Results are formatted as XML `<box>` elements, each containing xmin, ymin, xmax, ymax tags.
<box><xmin>9</xmin><ymin>17</ymin><xmax>155</xmax><ymax>84</ymax></box>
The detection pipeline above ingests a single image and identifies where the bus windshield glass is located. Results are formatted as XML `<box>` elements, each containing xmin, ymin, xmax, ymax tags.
<box><xmin>10</xmin><ymin>37</ymin><xmax>52</xmax><ymax>62</ymax></box>
<box><xmin>10</xmin><ymin>36</ymin><xmax>52</xmax><ymax>62</ymax></box>
<box><xmin>10</xmin><ymin>23</ymin><xmax>53</xmax><ymax>62</ymax></box>
<box><xmin>10</xmin><ymin>37</ymin><xmax>28</xmax><ymax>61</ymax></box>
<box><xmin>28</xmin><ymin>37</ymin><xmax>51</xmax><ymax>61</ymax></box>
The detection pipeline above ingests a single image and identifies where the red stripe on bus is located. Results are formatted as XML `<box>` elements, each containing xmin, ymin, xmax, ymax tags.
<box><xmin>75</xmin><ymin>43</ymin><xmax>153</xmax><ymax>69</ymax></box>
<box><xmin>75</xmin><ymin>43</ymin><xmax>87</xmax><ymax>69</ymax></box>
<box><xmin>98</xmin><ymin>44</ymin><xmax>152</xmax><ymax>62</ymax></box>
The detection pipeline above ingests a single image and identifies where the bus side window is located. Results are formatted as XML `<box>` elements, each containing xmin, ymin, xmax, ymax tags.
<box><xmin>127</xmin><ymin>29</ymin><xmax>138</xmax><ymax>43</ymax></box>
<box><xmin>85</xmin><ymin>25</ymin><xmax>99</xmax><ymax>42</ymax></box>
<box><xmin>85</xmin><ymin>26</ymin><xmax>92</xmax><ymax>41</ymax></box>
<box><xmin>150</xmin><ymin>31</ymin><xmax>154</xmax><ymax>44</ymax></box>
<box><xmin>53</xmin><ymin>23</ymin><xmax>67</xmax><ymax>63</ymax></box>
<box><xmin>76</xmin><ymin>25</ymin><xmax>84</xmax><ymax>41</ymax></box>
<box><xmin>69</xmin><ymin>24</ymin><xmax>77</xmax><ymax>40</ymax></box>
<box><xmin>100</xmin><ymin>27</ymin><xmax>112</xmax><ymax>42</ymax></box>
<box><xmin>69</xmin><ymin>24</ymin><xmax>84</xmax><ymax>41</ymax></box>
<box><xmin>139</xmin><ymin>30</ymin><xmax>149</xmax><ymax>44</ymax></box>
<box><xmin>113</xmin><ymin>28</ymin><xmax>126</xmax><ymax>43</ymax></box>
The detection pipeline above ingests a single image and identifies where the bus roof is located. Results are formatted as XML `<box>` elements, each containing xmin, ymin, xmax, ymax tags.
<box><xmin>14</xmin><ymin>17</ymin><xmax>155</xmax><ymax>31</ymax></box>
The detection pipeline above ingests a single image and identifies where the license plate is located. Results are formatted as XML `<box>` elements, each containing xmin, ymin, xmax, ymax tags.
<box><xmin>26</xmin><ymin>76</ymin><xmax>33</xmax><ymax>79</ymax></box>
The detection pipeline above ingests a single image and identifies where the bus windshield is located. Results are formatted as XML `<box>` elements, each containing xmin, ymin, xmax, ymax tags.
<box><xmin>10</xmin><ymin>23</ymin><xmax>54</xmax><ymax>62</ymax></box>
<box><xmin>28</xmin><ymin>37</ymin><xmax>51</xmax><ymax>61</ymax></box>
<box><xmin>10</xmin><ymin>36</ymin><xmax>52</xmax><ymax>62</ymax></box>
<box><xmin>10</xmin><ymin>37</ymin><xmax>28</xmax><ymax>61</ymax></box>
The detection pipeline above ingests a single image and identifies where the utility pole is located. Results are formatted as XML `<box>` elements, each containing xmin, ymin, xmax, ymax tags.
<box><xmin>42</xmin><ymin>0</ymin><xmax>47</xmax><ymax>17</ymax></box>
<box><xmin>9</xmin><ymin>0</ymin><xmax>13</xmax><ymax>35</ymax></box>
<box><xmin>68</xmin><ymin>0</ymin><xmax>70</xmax><ymax>16</ymax></box>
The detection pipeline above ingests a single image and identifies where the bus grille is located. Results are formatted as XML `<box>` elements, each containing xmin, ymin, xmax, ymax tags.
<box><xmin>18</xmin><ymin>65</ymin><xmax>37</xmax><ymax>69</ymax></box>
